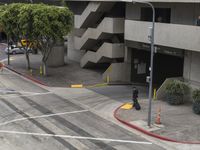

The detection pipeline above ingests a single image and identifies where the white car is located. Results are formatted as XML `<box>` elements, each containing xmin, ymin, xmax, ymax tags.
<box><xmin>4</xmin><ymin>45</ymin><xmax>32</xmax><ymax>55</ymax></box>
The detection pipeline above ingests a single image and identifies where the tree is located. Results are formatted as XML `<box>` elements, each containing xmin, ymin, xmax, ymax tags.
<box><xmin>0</xmin><ymin>3</ymin><xmax>73</xmax><ymax>73</ymax></box>
<box><xmin>0</xmin><ymin>3</ymin><xmax>33</xmax><ymax>69</ymax></box>
<box><xmin>0</xmin><ymin>4</ymin><xmax>22</xmax><ymax>65</ymax></box>
<box><xmin>30</xmin><ymin>4</ymin><xmax>73</xmax><ymax>75</ymax></box>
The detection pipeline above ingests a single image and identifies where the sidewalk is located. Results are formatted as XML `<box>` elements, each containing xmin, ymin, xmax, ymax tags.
<box><xmin>4</xmin><ymin>54</ymin><xmax>104</xmax><ymax>87</ymax></box>
<box><xmin>114</xmin><ymin>98</ymin><xmax>200</xmax><ymax>143</ymax></box>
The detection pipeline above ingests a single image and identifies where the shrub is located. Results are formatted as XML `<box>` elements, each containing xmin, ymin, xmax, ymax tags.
<box><xmin>192</xmin><ymin>89</ymin><xmax>200</xmax><ymax>102</ymax></box>
<box><xmin>192</xmin><ymin>89</ymin><xmax>200</xmax><ymax>114</ymax></box>
<box><xmin>165</xmin><ymin>80</ymin><xmax>189</xmax><ymax>105</ymax></box>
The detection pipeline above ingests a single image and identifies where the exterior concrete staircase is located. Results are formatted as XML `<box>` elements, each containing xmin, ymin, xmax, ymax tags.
<box><xmin>80</xmin><ymin>43</ymin><xmax>124</xmax><ymax>68</ymax></box>
<box><xmin>75</xmin><ymin>17</ymin><xmax>124</xmax><ymax>50</ymax></box>
<box><xmin>74</xmin><ymin>2</ymin><xmax>115</xmax><ymax>28</ymax></box>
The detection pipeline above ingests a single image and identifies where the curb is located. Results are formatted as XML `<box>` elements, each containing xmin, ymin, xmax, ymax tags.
<box><xmin>114</xmin><ymin>104</ymin><xmax>200</xmax><ymax>144</ymax></box>
<box><xmin>5</xmin><ymin>65</ymin><xmax>48</xmax><ymax>87</ymax></box>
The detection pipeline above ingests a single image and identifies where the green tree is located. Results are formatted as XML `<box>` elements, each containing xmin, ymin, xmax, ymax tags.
<box><xmin>0</xmin><ymin>3</ymin><xmax>73</xmax><ymax>74</ymax></box>
<box><xmin>0</xmin><ymin>3</ymin><xmax>34</xmax><ymax>69</ymax></box>
<box><xmin>30</xmin><ymin>4</ymin><xmax>73</xmax><ymax>75</ymax></box>
<box><xmin>0</xmin><ymin>4</ymin><xmax>22</xmax><ymax>65</ymax></box>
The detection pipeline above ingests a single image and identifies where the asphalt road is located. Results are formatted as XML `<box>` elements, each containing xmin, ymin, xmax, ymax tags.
<box><xmin>0</xmin><ymin>69</ymin><xmax>165</xmax><ymax>150</ymax></box>
<box><xmin>88</xmin><ymin>85</ymin><xmax>149</xmax><ymax>102</ymax></box>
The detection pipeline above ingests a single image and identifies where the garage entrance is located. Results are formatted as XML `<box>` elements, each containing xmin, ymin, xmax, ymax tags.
<box><xmin>131</xmin><ymin>48</ymin><xmax>184</xmax><ymax>87</ymax></box>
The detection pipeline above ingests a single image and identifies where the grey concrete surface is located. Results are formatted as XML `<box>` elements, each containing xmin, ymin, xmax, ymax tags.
<box><xmin>183</xmin><ymin>51</ymin><xmax>200</xmax><ymax>88</ymax></box>
<box><xmin>80</xmin><ymin>43</ymin><xmax>124</xmax><ymax>68</ymax></box>
<box><xmin>102</xmin><ymin>62</ymin><xmax>131</xmax><ymax>83</ymax></box>
<box><xmin>125</xmin><ymin>20</ymin><xmax>200</xmax><ymax>52</ymax></box>
<box><xmin>116</xmin><ymin>98</ymin><xmax>200</xmax><ymax>142</ymax></box>
<box><xmin>3</xmin><ymin>54</ymin><xmax>104</xmax><ymax>87</ymax></box>
<box><xmin>88</xmin><ymin>85</ymin><xmax>148</xmax><ymax>102</ymax></box>
<box><xmin>47</xmin><ymin>45</ymin><xmax>65</xmax><ymax>67</ymax></box>
<box><xmin>0</xmin><ymin>69</ymin><xmax>165</xmax><ymax>150</ymax></box>
<box><xmin>74</xmin><ymin>17</ymin><xmax>124</xmax><ymax>50</ymax></box>
<box><xmin>49</xmin><ymin>85</ymin><xmax>200</xmax><ymax>150</ymax></box>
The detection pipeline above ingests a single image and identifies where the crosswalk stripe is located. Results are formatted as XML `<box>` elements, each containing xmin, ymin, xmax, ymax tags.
<box><xmin>0</xmin><ymin>110</ymin><xmax>89</xmax><ymax>127</ymax></box>
<box><xmin>0</xmin><ymin>130</ymin><xmax>152</xmax><ymax>145</ymax></box>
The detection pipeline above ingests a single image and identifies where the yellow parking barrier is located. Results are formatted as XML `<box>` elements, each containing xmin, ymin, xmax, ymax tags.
<box><xmin>40</xmin><ymin>66</ymin><xmax>43</xmax><ymax>75</ymax></box>
<box><xmin>71</xmin><ymin>84</ymin><xmax>83</xmax><ymax>88</ymax></box>
<box><xmin>153</xmin><ymin>88</ymin><xmax>157</xmax><ymax>100</ymax></box>
<box><xmin>106</xmin><ymin>75</ymin><xmax>110</xmax><ymax>83</ymax></box>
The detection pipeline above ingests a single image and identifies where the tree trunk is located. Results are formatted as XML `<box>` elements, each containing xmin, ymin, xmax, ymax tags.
<box><xmin>7</xmin><ymin>39</ymin><xmax>10</xmax><ymax>65</ymax></box>
<box><xmin>42</xmin><ymin>61</ymin><xmax>47</xmax><ymax>76</ymax></box>
<box><xmin>25</xmin><ymin>52</ymin><xmax>31</xmax><ymax>70</ymax></box>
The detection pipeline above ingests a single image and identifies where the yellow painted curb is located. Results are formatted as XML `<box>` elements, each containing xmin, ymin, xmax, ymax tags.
<box><xmin>71</xmin><ymin>84</ymin><xmax>83</xmax><ymax>88</ymax></box>
<box><xmin>121</xmin><ymin>103</ymin><xmax>133</xmax><ymax>110</ymax></box>
<box><xmin>86</xmin><ymin>83</ymin><xmax>108</xmax><ymax>88</ymax></box>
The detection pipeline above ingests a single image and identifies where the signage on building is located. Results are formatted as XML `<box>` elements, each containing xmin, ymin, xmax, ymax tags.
<box><xmin>141</xmin><ymin>44</ymin><xmax>183</xmax><ymax>57</ymax></box>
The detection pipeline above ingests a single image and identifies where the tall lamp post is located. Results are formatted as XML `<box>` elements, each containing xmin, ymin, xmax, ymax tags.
<box><xmin>132</xmin><ymin>0</ymin><xmax>155</xmax><ymax>127</ymax></box>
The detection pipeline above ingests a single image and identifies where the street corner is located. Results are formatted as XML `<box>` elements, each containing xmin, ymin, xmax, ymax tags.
<box><xmin>114</xmin><ymin>99</ymin><xmax>200</xmax><ymax>144</ymax></box>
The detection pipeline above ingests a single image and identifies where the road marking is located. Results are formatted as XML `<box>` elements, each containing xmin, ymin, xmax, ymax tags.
<box><xmin>0</xmin><ymin>110</ymin><xmax>89</xmax><ymax>127</ymax></box>
<box><xmin>0</xmin><ymin>130</ymin><xmax>152</xmax><ymax>145</ymax></box>
<box><xmin>1</xmin><ymin>58</ymin><xmax>14</xmax><ymax>62</ymax></box>
<box><xmin>0</xmin><ymin>92</ymin><xmax>52</xmax><ymax>98</ymax></box>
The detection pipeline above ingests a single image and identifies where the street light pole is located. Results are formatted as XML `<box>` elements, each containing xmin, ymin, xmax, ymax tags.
<box><xmin>132</xmin><ymin>0</ymin><xmax>155</xmax><ymax>127</ymax></box>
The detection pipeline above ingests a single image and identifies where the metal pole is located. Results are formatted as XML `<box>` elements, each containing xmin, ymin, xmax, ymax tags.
<box><xmin>148</xmin><ymin>2</ymin><xmax>155</xmax><ymax>127</ymax></box>
<box><xmin>132</xmin><ymin>1</ymin><xmax>155</xmax><ymax>127</ymax></box>
<box><xmin>7</xmin><ymin>38</ymin><xmax>10</xmax><ymax>65</ymax></box>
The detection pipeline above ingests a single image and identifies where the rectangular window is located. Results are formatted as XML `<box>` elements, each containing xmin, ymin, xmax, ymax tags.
<box><xmin>141</xmin><ymin>8</ymin><xmax>171</xmax><ymax>23</ymax></box>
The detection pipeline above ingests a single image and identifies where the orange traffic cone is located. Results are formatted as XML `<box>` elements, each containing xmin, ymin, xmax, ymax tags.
<box><xmin>155</xmin><ymin>107</ymin><xmax>161</xmax><ymax>124</ymax></box>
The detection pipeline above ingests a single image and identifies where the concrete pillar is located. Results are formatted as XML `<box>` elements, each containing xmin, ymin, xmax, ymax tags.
<box><xmin>67</xmin><ymin>31</ymin><xmax>85</xmax><ymax>62</ymax></box>
<box><xmin>183</xmin><ymin>51</ymin><xmax>192</xmax><ymax>81</ymax></box>
<box><xmin>183</xmin><ymin>51</ymin><xmax>200</xmax><ymax>88</ymax></box>
<box><xmin>124</xmin><ymin>46</ymin><xmax>132</xmax><ymax>63</ymax></box>
<box><xmin>47</xmin><ymin>45</ymin><xmax>65</xmax><ymax>67</ymax></box>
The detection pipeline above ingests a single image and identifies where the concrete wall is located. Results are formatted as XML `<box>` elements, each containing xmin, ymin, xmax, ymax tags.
<box><xmin>47</xmin><ymin>45</ymin><xmax>65</xmax><ymax>67</ymax></box>
<box><xmin>125</xmin><ymin>20</ymin><xmax>200</xmax><ymax>52</ymax></box>
<box><xmin>184</xmin><ymin>51</ymin><xmax>200</xmax><ymax>88</ymax></box>
<box><xmin>103</xmin><ymin>62</ymin><xmax>131</xmax><ymax>82</ymax></box>
<box><xmin>67</xmin><ymin>31</ymin><xmax>86</xmax><ymax>62</ymax></box>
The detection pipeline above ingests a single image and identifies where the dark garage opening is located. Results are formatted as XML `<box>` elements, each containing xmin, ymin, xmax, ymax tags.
<box><xmin>131</xmin><ymin>49</ymin><xmax>184</xmax><ymax>87</ymax></box>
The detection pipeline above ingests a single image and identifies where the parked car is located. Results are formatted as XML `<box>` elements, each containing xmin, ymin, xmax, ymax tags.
<box><xmin>4</xmin><ymin>45</ymin><xmax>32</xmax><ymax>55</ymax></box>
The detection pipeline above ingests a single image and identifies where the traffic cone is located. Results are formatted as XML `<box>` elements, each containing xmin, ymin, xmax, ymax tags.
<box><xmin>155</xmin><ymin>107</ymin><xmax>161</xmax><ymax>124</ymax></box>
